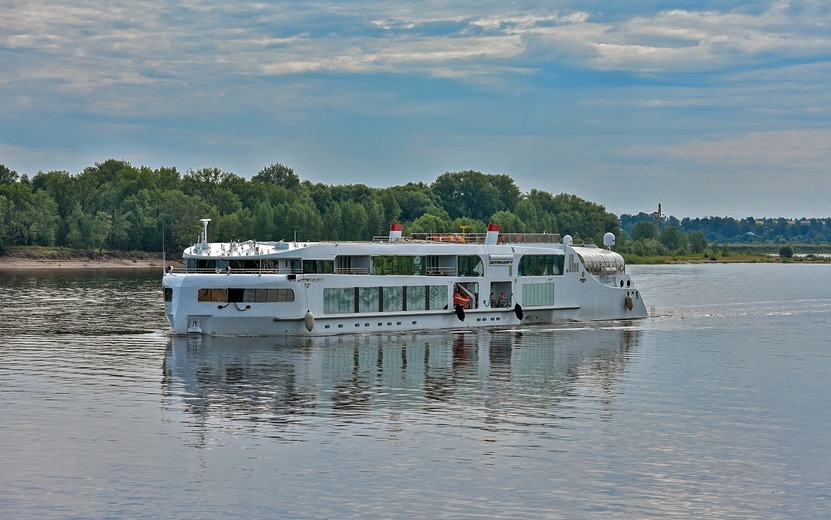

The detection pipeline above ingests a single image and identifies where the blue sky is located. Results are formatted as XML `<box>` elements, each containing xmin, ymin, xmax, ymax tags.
<box><xmin>2</xmin><ymin>0</ymin><xmax>829</xmax><ymax>218</ymax></box>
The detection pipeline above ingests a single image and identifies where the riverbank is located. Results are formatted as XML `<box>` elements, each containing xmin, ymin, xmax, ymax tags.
<box><xmin>625</xmin><ymin>252</ymin><xmax>831</xmax><ymax>264</ymax></box>
<box><xmin>0</xmin><ymin>247</ymin><xmax>182</xmax><ymax>269</ymax></box>
<box><xmin>2</xmin><ymin>246</ymin><xmax>829</xmax><ymax>269</ymax></box>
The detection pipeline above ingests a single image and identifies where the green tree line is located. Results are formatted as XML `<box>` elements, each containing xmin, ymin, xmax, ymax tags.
<box><xmin>621</xmin><ymin>212</ymin><xmax>831</xmax><ymax>245</ymax></box>
<box><xmin>0</xmin><ymin>160</ymin><xmax>622</xmax><ymax>256</ymax></box>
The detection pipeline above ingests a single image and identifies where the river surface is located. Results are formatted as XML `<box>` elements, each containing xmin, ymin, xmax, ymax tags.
<box><xmin>1</xmin><ymin>264</ymin><xmax>829</xmax><ymax>519</ymax></box>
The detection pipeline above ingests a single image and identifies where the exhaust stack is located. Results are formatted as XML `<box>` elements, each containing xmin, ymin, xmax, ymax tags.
<box><xmin>389</xmin><ymin>223</ymin><xmax>404</xmax><ymax>242</ymax></box>
<box><xmin>485</xmin><ymin>224</ymin><xmax>499</xmax><ymax>245</ymax></box>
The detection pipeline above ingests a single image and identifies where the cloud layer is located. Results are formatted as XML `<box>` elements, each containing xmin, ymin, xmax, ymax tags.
<box><xmin>2</xmin><ymin>0</ymin><xmax>829</xmax><ymax>217</ymax></box>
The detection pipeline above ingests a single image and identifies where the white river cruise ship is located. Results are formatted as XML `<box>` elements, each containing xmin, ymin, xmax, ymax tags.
<box><xmin>162</xmin><ymin>220</ymin><xmax>648</xmax><ymax>336</ymax></box>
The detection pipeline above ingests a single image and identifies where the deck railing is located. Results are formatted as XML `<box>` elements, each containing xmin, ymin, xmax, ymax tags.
<box><xmin>373</xmin><ymin>232</ymin><xmax>560</xmax><ymax>244</ymax></box>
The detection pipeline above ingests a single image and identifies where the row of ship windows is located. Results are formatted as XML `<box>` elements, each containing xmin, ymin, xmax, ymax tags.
<box><xmin>167</xmin><ymin>282</ymin><xmax>557</xmax><ymax>309</ymax></box>
<box><xmin>189</xmin><ymin>254</ymin><xmax>565</xmax><ymax>277</ymax></box>
<box><xmin>195</xmin><ymin>288</ymin><xmax>295</xmax><ymax>303</ymax></box>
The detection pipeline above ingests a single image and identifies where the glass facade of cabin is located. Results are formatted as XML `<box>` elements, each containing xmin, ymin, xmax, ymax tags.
<box><xmin>324</xmin><ymin>285</ymin><xmax>449</xmax><ymax>314</ymax></box>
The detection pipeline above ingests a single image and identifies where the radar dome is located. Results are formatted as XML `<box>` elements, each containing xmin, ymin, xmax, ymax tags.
<box><xmin>603</xmin><ymin>232</ymin><xmax>616</xmax><ymax>247</ymax></box>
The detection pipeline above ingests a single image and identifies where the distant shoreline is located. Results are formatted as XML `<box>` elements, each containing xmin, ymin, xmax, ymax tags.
<box><xmin>0</xmin><ymin>257</ymin><xmax>183</xmax><ymax>270</ymax></box>
<box><xmin>0</xmin><ymin>247</ymin><xmax>183</xmax><ymax>270</ymax></box>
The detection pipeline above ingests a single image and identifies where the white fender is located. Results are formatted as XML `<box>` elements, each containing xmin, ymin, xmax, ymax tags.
<box><xmin>304</xmin><ymin>311</ymin><xmax>315</xmax><ymax>332</ymax></box>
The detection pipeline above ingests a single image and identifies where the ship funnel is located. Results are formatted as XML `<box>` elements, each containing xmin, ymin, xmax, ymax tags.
<box><xmin>389</xmin><ymin>223</ymin><xmax>404</xmax><ymax>242</ymax></box>
<box><xmin>485</xmin><ymin>224</ymin><xmax>500</xmax><ymax>245</ymax></box>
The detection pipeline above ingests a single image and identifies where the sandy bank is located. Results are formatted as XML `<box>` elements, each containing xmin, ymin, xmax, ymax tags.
<box><xmin>0</xmin><ymin>248</ymin><xmax>183</xmax><ymax>270</ymax></box>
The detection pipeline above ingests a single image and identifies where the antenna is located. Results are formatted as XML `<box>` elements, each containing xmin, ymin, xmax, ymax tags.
<box><xmin>200</xmin><ymin>218</ymin><xmax>211</xmax><ymax>243</ymax></box>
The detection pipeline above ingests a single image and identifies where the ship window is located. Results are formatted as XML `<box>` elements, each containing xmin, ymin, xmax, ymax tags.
<box><xmin>358</xmin><ymin>287</ymin><xmax>380</xmax><ymax>313</ymax></box>
<box><xmin>301</xmin><ymin>260</ymin><xmax>334</xmax><ymax>274</ymax></box>
<box><xmin>457</xmin><ymin>255</ymin><xmax>484</xmax><ymax>277</ymax></box>
<box><xmin>383</xmin><ymin>287</ymin><xmax>403</xmax><ymax>312</ymax></box>
<box><xmin>406</xmin><ymin>286</ymin><xmax>426</xmax><ymax>311</ymax></box>
<box><xmin>197</xmin><ymin>288</ymin><xmax>228</xmax><ymax>302</ymax></box>
<box><xmin>164</xmin><ymin>288</ymin><xmax>173</xmax><ymax>302</ymax></box>
<box><xmin>428</xmin><ymin>285</ymin><xmax>449</xmax><ymax>310</ymax></box>
<box><xmin>229</xmin><ymin>288</ymin><xmax>245</xmax><ymax>302</ymax></box>
<box><xmin>324</xmin><ymin>288</ymin><xmax>355</xmax><ymax>314</ymax></box>
<box><xmin>268</xmin><ymin>289</ymin><xmax>294</xmax><ymax>302</ymax></box>
<box><xmin>372</xmin><ymin>256</ymin><xmax>426</xmax><ymax>275</ymax></box>
<box><xmin>518</xmin><ymin>255</ymin><xmax>564</xmax><ymax>276</ymax></box>
<box><xmin>523</xmin><ymin>283</ymin><xmax>555</xmax><ymax>306</ymax></box>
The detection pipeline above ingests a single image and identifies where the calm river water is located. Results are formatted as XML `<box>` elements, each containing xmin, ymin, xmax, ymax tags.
<box><xmin>1</xmin><ymin>264</ymin><xmax>829</xmax><ymax>519</ymax></box>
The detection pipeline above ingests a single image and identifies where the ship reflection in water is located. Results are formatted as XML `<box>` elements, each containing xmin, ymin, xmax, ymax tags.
<box><xmin>163</xmin><ymin>326</ymin><xmax>640</xmax><ymax>437</ymax></box>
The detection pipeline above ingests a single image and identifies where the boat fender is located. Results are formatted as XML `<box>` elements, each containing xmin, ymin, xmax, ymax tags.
<box><xmin>454</xmin><ymin>304</ymin><xmax>465</xmax><ymax>322</ymax></box>
<box><xmin>514</xmin><ymin>303</ymin><xmax>524</xmax><ymax>320</ymax></box>
<box><xmin>625</xmin><ymin>296</ymin><xmax>634</xmax><ymax>311</ymax></box>
<box><xmin>304</xmin><ymin>311</ymin><xmax>315</xmax><ymax>332</ymax></box>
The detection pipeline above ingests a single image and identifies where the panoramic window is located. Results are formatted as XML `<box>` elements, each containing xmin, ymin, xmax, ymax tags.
<box><xmin>518</xmin><ymin>255</ymin><xmax>564</xmax><ymax>276</ymax></box>
<box><xmin>372</xmin><ymin>256</ymin><xmax>426</xmax><ymax>275</ymax></box>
